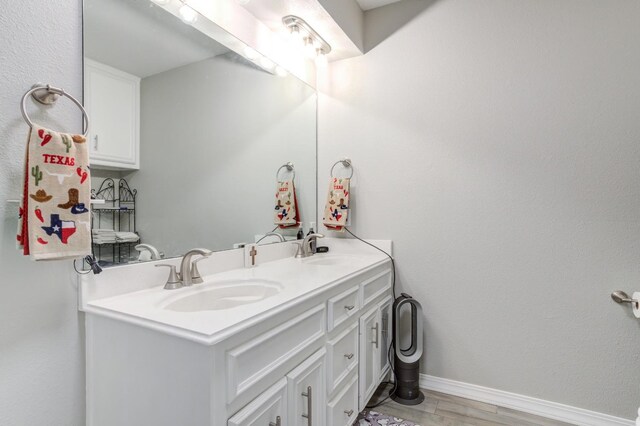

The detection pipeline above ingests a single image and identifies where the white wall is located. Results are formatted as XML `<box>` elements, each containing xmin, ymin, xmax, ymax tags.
<box><xmin>319</xmin><ymin>0</ymin><xmax>640</xmax><ymax>419</ymax></box>
<box><xmin>0</xmin><ymin>1</ymin><xmax>85</xmax><ymax>425</ymax></box>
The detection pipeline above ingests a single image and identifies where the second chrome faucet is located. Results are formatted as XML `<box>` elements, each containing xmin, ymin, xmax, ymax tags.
<box><xmin>295</xmin><ymin>233</ymin><xmax>324</xmax><ymax>258</ymax></box>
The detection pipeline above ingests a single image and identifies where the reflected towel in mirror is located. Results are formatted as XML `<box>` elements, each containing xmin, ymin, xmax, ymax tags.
<box><xmin>274</xmin><ymin>179</ymin><xmax>300</xmax><ymax>228</ymax></box>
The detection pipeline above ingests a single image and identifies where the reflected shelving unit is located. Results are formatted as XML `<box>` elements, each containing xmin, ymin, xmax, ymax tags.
<box><xmin>91</xmin><ymin>178</ymin><xmax>139</xmax><ymax>265</ymax></box>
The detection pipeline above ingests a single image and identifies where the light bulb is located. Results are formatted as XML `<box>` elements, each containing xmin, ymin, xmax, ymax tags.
<box><xmin>315</xmin><ymin>49</ymin><xmax>328</xmax><ymax>66</ymax></box>
<box><xmin>259</xmin><ymin>57</ymin><xmax>274</xmax><ymax>70</ymax></box>
<box><xmin>179</xmin><ymin>3</ymin><xmax>198</xmax><ymax>24</ymax></box>
<box><xmin>275</xmin><ymin>66</ymin><xmax>288</xmax><ymax>77</ymax></box>
<box><xmin>151</xmin><ymin>0</ymin><xmax>171</xmax><ymax>4</ymax></box>
<box><xmin>288</xmin><ymin>25</ymin><xmax>300</xmax><ymax>40</ymax></box>
<box><xmin>303</xmin><ymin>37</ymin><xmax>316</xmax><ymax>58</ymax></box>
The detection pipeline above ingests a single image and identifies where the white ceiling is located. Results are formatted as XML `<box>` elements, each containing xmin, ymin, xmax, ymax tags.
<box><xmin>84</xmin><ymin>0</ymin><xmax>229</xmax><ymax>78</ymax></box>
<box><xmin>355</xmin><ymin>0</ymin><xmax>404</xmax><ymax>11</ymax></box>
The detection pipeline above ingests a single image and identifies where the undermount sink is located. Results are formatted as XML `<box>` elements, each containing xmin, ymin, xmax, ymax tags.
<box><xmin>302</xmin><ymin>254</ymin><xmax>360</xmax><ymax>266</ymax></box>
<box><xmin>164</xmin><ymin>279</ymin><xmax>283</xmax><ymax>312</ymax></box>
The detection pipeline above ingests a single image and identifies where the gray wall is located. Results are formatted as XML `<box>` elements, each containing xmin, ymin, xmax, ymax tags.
<box><xmin>319</xmin><ymin>0</ymin><xmax>640</xmax><ymax>418</ymax></box>
<box><xmin>0</xmin><ymin>1</ymin><xmax>85</xmax><ymax>425</ymax></box>
<box><xmin>129</xmin><ymin>54</ymin><xmax>316</xmax><ymax>256</ymax></box>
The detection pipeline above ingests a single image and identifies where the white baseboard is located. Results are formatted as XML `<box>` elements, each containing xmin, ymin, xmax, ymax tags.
<box><xmin>419</xmin><ymin>374</ymin><xmax>634</xmax><ymax>426</ymax></box>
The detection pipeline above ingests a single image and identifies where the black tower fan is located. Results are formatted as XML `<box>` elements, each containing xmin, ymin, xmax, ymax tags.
<box><xmin>391</xmin><ymin>293</ymin><xmax>424</xmax><ymax>405</ymax></box>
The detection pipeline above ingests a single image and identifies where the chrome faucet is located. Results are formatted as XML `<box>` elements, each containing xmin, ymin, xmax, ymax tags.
<box><xmin>180</xmin><ymin>248</ymin><xmax>212</xmax><ymax>287</ymax></box>
<box><xmin>295</xmin><ymin>233</ymin><xmax>324</xmax><ymax>258</ymax></box>
<box><xmin>264</xmin><ymin>232</ymin><xmax>285</xmax><ymax>242</ymax></box>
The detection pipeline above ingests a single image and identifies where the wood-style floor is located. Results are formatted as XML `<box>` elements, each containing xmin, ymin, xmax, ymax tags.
<box><xmin>365</xmin><ymin>384</ymin><xmax>575</xmax><ymax>426</ymax></box>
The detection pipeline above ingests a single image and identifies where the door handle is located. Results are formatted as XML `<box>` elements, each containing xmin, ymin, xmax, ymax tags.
<box><xmin>301</xmin><ymin>385</ymin><xmax>312</xmax><ymax>425</ymax></box>
<box><xmin>372</xmin><ymin>322</ymin><xmax>379</xmax><ymax>348</ymax></box>
<box><xmin>269</xmin><ymin>416</ymin><xmax>281</xmax><ymax>426</ymax></box>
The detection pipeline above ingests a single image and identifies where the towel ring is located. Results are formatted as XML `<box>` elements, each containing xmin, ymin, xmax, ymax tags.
<box><xmin>276</xmin><ymin>162</ymin><xmax>295</xmax><ymax>181</ymax></box>
<box><xmin>330</xmin><ymin>158</ymin><xmax>353</xmax><ymax>179</ymax></box>
<box><xmin>21</xmin><ymin>84</ymin><xmax>90</xmax><ymax>137</ymax></box>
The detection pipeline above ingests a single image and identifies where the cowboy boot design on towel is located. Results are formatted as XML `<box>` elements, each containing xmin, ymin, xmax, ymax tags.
<box><xmin>58</xmin><ymin>188</ymin><xmax>79</xmax><ymax>209</ymax></box>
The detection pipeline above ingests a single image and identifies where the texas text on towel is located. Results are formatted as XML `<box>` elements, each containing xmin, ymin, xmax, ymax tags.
<box><xmin>17</xmin><ymin>125</ymin><xmax>91</xmax><ymax>260</ymax></box>
<box><xmin>274</xmin><ymin>179</ymin><xmax>300</xmax><ymax>228</ymax></box>
<box><xmin>322</xmin><ymin>177</ymin><xmax>350</xmax><ymax>231</ymax></box>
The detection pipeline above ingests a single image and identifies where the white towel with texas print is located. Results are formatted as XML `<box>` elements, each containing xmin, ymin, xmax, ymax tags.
<box><xmin>17</xmin><ymin>125</ymin><xmax>91</xmax><ymax>260</ymax></box>
<box><xmin>274</xmin><ymin>179</ymin><xmax>300</xmax><ymax>228</ymax></box>
<box><xmin>322</xmin><ymin>177</ymin><xmax>350</xmax><ymax>230</ymax></box>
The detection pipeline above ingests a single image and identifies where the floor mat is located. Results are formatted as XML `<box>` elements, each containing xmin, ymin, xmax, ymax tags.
<box><xmin>355</xmin><ymin>409</ymin><xmax>421</xmax><ymax>426</ymax></box>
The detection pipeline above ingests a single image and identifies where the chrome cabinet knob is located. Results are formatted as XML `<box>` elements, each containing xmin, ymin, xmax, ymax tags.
<box><xmin>269</xmin><ymin>416</ymin><xmax>282</xmax><ymax>426</ymax></box>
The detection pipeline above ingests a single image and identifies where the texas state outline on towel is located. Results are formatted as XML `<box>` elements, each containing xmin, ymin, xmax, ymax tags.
<box><xmin>17</xmin><ymin>125</ymin><xmax>92</xmax><ymax>260</ymax></box>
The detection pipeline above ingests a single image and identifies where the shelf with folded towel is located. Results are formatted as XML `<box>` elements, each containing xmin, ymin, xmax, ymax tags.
<box><xmin>92</xmin><ymin>206</ymin><xmax>134</xmax><ymax>212</ymax></box>
<box><xmin>92</xmin><ymin>241</ymin><xmax>139</xmax><ymax>246</ymax></box>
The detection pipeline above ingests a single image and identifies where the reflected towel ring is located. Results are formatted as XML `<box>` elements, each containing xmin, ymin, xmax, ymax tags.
<box><xmin>21</xmin><ymin>84</ymin><xmax>90</xmax><ymax>137</ymax></box>
<box><xmin>276</xmin><ymin>162</ymin><xmax>295</xmax><ymax>181</ymax></box>
<box><xmin>330</xmin><ymin>158</ymin><xmax>353</xmax><ymax>179</ymax></box>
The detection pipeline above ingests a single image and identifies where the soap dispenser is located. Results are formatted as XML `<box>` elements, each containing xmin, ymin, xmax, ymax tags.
<box><xmin>296</xmin><ymin>223</ymin><xmax>304</xmax><ymax>240</ymax></box>
<box><xmin>306</xmin><ymin>222</ymin><xmax>317</xmax><ymax>254</ymax></box>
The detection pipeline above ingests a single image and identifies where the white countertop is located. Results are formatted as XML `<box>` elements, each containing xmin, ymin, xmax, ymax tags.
<box><xmin>84</xmin><ymin>239</ymin><xmax>391</xmax><ymax>344</ymax></box>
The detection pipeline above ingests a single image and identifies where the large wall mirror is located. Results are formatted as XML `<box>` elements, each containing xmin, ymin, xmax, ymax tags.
<box><xmin>83</xmin><ymin>0</ymin><xmax>317</xmax><ymax>266</ymax></box>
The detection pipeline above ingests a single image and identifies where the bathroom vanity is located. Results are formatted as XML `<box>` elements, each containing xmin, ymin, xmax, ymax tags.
<box><xmin>80</xmin><ymin>239</ymin><xmax>393</xmax><ymax>425</ymax></box>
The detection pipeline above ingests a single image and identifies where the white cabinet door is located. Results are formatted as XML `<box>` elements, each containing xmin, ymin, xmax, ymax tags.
<box><xmin>359</xmin><ymin>306</ymin><xmax>381</xmax><ymax>410</ymax></box>
<box><xmin>228</xmin><ymin>378</ymin><xmax>287</xmax><ymax>426</ymax></box>
<box><xmin>379</xmin><ymin>296</ymin><xmax>393</xmax><ymax>381</ymax></box>
<box><xmin>287</xmin><ymin>349</ymin><xmax>326</xmax><ymax>426</ymax></box>
<box><xmin>327</xmin><ymin>373</ymin><xmax>358</xmax><ymax>426</ymax></box>
<box><xmin>85</xmin><ymin>59</ymin><xmax>140</xmax><ymax>170</ymax></box>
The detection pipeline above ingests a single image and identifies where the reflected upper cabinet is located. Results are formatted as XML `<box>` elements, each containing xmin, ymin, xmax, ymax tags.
<box><xmin>85</xmin><ymin>59</ymin><xmax>140</xmax><ymax>170</ymax></box>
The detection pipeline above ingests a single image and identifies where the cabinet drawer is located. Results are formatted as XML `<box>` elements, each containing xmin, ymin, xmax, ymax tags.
<box><xmin>327</xmin><ymin>285</ymin><xmax>360</xmax><ymax>331</ymax></box>
<box><xmin>326</xmin><ymin>322</ymin><xmax>358</xmax><ymax>394</ymax></box>
<box><xmin>327</xmin><ymin>373</ymin><xmax>359</xmax><ymax>426</ymax></box>
<box><xmin>228</xmin><ymin>378</ymin><xmax>287</xmax><ymax>426</ymax></box>
<box><xmin>226</xmin><ymin>304</ymin><xmax>325</xmax><ymax>402</ymax></box>
<box><xmin>360</xmin><ymin>270</ymin><xmax>392</xmax><ymax>308</ymax></box>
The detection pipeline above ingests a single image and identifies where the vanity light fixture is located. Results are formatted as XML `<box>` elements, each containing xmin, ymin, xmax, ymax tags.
<box><xmin>178</xmin><ymin>1</ymin><xmax>198</xmax><ymax>24</ymax></box>
<box><xmin>282</xmin><ymin>15</ymin><xmax>331</xmax><ymax>64</ymax></box>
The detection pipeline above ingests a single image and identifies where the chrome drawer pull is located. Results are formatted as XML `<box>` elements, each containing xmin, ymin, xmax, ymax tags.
<box><xmin>344</xmin><ymin>305</ymin><xmax>355</xmax><ymax>311</ymax></box>
<box><xmin>344</xmin><ymin>409</ymin><xmax>354</xmax><ymax>416</ymax></box>
<box><xmin>301</xmin><ymin>385</ymin><xmax>312</xmax><ymax>425</ymax></box>
<box><xmin>344</xmin><ymin>353</ymin><xmax>354</xmax><ymax>360</ymax></box>
<box><xmin>372</xmin><ymin>322</ymin><xmax>379</xmax><ymax>348</ymax></box>
<box><xmin>269</xmin><ymin>416</ymin><xmax>281</xmax><ymax>426</ymax></box>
